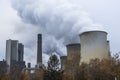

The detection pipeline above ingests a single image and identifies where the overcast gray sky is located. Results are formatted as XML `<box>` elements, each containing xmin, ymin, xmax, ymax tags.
<box><xmin>0</xmin><ymin>0</ymin><xmax>120</xmax><ymax>66</ymax></box>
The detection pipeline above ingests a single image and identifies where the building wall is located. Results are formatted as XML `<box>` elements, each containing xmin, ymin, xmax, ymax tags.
<box><xmin>11</xmin><ymin>40</ymin><xmax>18</xmax><ymax>61</ymax></box>
<box><xmin>6</xmin><ymin>40</ymin><xmax>11</xmax><ymax>67</ymax></box>
<box><xmin>18</xmin><ymin>43</ymin><xmax>24</xmax><ymax>61</ymax></box>
<box><xmin>80</xmin><ymin>31</ymin><xmax>109</xmax><ymax>63</ymax></box>
<box><xmin>6</xmin><ymin>39</ymin><xmax>25</xmax><ymax>70</ymax></box>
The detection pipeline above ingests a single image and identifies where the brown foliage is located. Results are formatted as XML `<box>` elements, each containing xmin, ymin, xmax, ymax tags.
<box><xmin>1</xmin><ymin>75</ymin><xmax>9</xmax><ymax>80</ymax></box>
<box><xmin>64</xmin><ymin>53</ymin><xmax>120</xmax><ymax>80</ymax></box>
<box><xmin>34</xmin><ymin>69</ymin><xmax>45</xmax><ymax>80</ymax></box>
<box><xmin>63</xmin><ymin>53</ymin><xmax>80</xmax><ymax>80</ymax></box>
<box><xmin>22</xmin><ymin>72</ymin><xmax>30</xmax><ymax>80</ymax></box>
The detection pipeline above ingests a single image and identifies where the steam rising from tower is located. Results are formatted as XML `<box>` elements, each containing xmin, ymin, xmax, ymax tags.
<box><xmin>37</xmin><ymin>34</ymin><xmax>42</xmax><ymax>64</ymax></box>
<box><xmin>11</xmin><ymin>0</ymin><xmax>105</xmax><ymax>57</ymax></box>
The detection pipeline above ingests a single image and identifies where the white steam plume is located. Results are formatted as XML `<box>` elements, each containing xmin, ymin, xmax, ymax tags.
<box><xmin>11</xmin><ymin>0</ymin><xmax>105</xmax><ymax>56</ymax></box>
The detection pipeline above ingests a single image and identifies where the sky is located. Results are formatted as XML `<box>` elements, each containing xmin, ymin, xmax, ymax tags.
<box><xmin>0</xmin><ymin>0</ymin><xmax>120</xmax><ymax>66</ymax></box>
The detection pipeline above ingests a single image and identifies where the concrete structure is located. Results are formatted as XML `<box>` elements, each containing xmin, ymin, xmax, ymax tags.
<box><xmin>37</xmin><ymin>34</ymin><xmax>42</xmax><ymax>64</ymax></box>
<box><xmin>18</xmin><ymin>43</ymin><xmax>24</xmax><ymax>61</ymax></box>
<box><xmin>6</xmin><ymin>39</ymin><xmax>18</xmax><ymax>67</ymax></box>
<box><xmin>27</xmin><ymin>63</ymin><xmax>31</xmax><ymax>68</ymax></box>
<box><xmin>22</xmin><ymin>67</ymin><xmax>41</xmax><ymax>73</ymax></box>
<box><xmin>23</xmin><ymin>63</ymin><xmax>45</xmax><ymax>73</ymax></box>
<box><xmin>66</xmin><ymin>43</ymin><xmax>81</xmax><ymax>62</ymax></box>
<box><xmin>107</xmin><ymin>41</ymin><xmax>111</xmax><ymax>57</ymax></box>
<box><xmin>80</xmin><ymin>31</ymin><xmax>109</xmax><ymax>63</ymax></box>
<box><xmin>27</xmin><ymin>63</ymin><xmax>31</xmax><ymax>73</ymax></box>
<box><xmin>60</xmin><ymin>56</ymin><xmax>67</xmax><ymax>69</ymax></box>
<box><xmin>6</xmin><ymin>39</ymin><xmax>26</xmax><ymax>70</ymax></box>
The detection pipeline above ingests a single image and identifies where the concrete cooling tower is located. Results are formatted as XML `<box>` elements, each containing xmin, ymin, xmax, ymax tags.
<box><xmin>80</xmin><ymin>31</ymin><xmax>109</xmax><ymax>63</ymax></box>
<box><xmin>66</xmin><ymin>44</ymin><xmax>80</xmax><ymax>64</ymax></box>
<box><xmin>60</xmin><ymin>56</ymin><xmax>67</xmax><ymax>69</ymax></box>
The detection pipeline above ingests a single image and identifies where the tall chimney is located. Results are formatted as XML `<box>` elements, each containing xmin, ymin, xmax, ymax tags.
<box><xmin>37</xmin><ymin>34</ymin><xmax>42</xmax><ymax>64</ymax></box>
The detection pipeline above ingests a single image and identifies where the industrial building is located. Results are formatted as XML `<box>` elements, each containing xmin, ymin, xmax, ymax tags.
<box><xmin>4</xmin><ymin>31</ymin><xmax>110</xmax><ymax>73</ymax></box>
<box><xmin>18</xmin><ymin>43</ymin><xmax>24</xmax><ymax>62</ymax></box>
<box><xmin>61</xmin><ymin>31</ymin><xmax>110</xmax><ymax>69</ymax></box>
<box><xmin>60</xmin><ymin>56</ymin><xmax>67</xmax><ymax>69</ymax></box>
<box><xmin>23</xmin><ymin>34</ymin><xmax>43</xmax><ymax>73</ymax></box>
<box><xmin>80</xmin><ymin>31</ymin><xmax>110</xmax><ymax>63</ymax></box>
<box><xmin>66</xmin><ymin>44</ymin><xmax>81</xmax><ymax>62</ymax></box>
<box><xmin>67</xmin><ymin>44</ymin><xmax>81</xmax><ymax>66</ymax></box>
<box><xmin>6</xmin><ymin>39</ymin><xmax>26</xmax><ymax>71</ymax></box>
<box><xmin>60</xmin><ymin>44</ymin><xmax>81</xmax><ymax>68</ymax></box>
<box><xmin>0</xmin><ymin>34</ymin><xmax>44</xmax><ymax>73</ymax></box>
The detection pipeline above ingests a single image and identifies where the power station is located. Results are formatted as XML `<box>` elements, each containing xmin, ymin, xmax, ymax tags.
<box><xmin>66</xmin><ymin>44</ymin><xmax>80</xmax><ymax>64</ymax></box>
<box><xmin>60</xmin><ymin>31</ymin><xmax>110</xmax><ymax>68</ymax></box>
<box><xmin>6</xmin><ymin>39</ymin><xmax>25</xmax><ymax>71</ymax></box>
<box><xmin>1</xmin><ymin>30</ymin><xmax>110</xmax><ymax>73</ymax></box>
<box><xmin>80</xmin><ymin>31</ymin><xmax>109</xmax><ymax>63</ymax></box>
<box><xmin>2</xmin><ymin>34</ymin><xmax>44</xmax><ymax>72</ymax></box>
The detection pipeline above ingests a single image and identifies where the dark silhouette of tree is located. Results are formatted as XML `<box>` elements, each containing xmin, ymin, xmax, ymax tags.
<box><xmin>63</xmin><ymin>52</ymin><xmax>120</xmax><ymax>80</ymax></box>
<box><xmin>77</xmin><ymin>53</ymin><xmax>120</xmax><ymax>80</ymax></box>
<box><xmin>0</xmin><ymin>61</ymin><xmax>8</xmax><ymax>80</ymax></box>
<box><xmin>44</xmin><ymin>54</ymin><xmax>63</xmax><ymax>80</ymax></box>
<box><xmin>9</xmin><ymin>64</ymin><xmax>23</xmax><ymax>80</ymax></box>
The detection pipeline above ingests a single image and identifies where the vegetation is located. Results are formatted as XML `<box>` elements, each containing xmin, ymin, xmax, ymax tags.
<box><xmin>0</xmin><ymin>53</ymin><xmax>120</xmax><ymax>80</ymax></box>
<box><xmin>64</xmin><ymin>53</ymin><xmax>120</xmax><ymax>80</ymax></box>
<box><xmin>44</xmin><ymin>54</ymin><xmax>63</xmax><ymax>80</ymax></box>
<box><xmin>0</xmin><ymin>61</ymin><xmax>8</xmax><ymax>80</ymax></box>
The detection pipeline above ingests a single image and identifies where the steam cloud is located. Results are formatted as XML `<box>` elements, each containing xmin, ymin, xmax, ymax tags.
<box><xmin>11</xmin><ymin>0</ymin><xmax>105</xmax><ymax>56</ymax></box>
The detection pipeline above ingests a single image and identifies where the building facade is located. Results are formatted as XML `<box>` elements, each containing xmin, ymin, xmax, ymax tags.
<box><xmin>6</xmin><ymin>39</ymin><xmax>25</xmax><ymax>70</ymax></box>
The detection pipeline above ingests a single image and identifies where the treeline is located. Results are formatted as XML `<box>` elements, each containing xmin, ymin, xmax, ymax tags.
<box><xmin>0</xmin><ymin>54</ymin><xmax>62</xmax><ymax>80</ymax></box>
<box><xmin>64</xmin><ymin>53</ymin><xmax>120</xmax><ymax>80</ymax></box>
<box><xmin>0</xmin><ymin>53</ymin><xmax>120</xmax><ymax>80</ymax></box>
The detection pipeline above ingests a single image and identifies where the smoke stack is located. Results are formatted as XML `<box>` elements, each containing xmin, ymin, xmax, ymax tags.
<box><xmin>80</xmin><ymin>31</ymin><xmax>109</xmax><ymax>64</ymax></box>
<box><xmin>37</xmin><ymin>34</ymin><xmax>42</xmax><ymax>64</ymax></box>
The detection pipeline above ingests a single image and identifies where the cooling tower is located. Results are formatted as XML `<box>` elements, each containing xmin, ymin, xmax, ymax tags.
<box><xmin>66</xmin><ymin>43</ymin><xmax>80</xmax><ymax>64</ymax></box>
<box><xmin>80</xmin><ymin>31</ymin><xmax>109</xmax><ymax>63</ymax></box>
<box><xmin>37</xmin><ymin>34</ymin><xmax>42</xmax><ymax>64</ymax></box>
<box><xmin>60</xmin><ymin>56</ymin><xmax>67</xmax><ymax>69</ymax></box>
<box><xmin>107</xmin><ymin>41</ymin><xmax>111</xmax><ymax>57</ymax></box>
